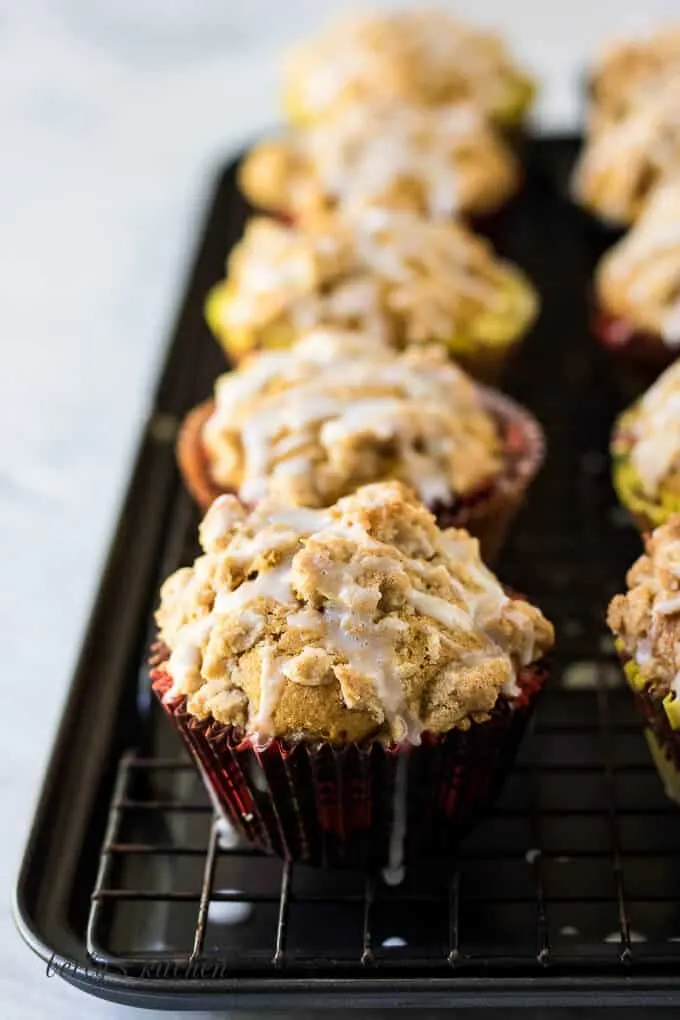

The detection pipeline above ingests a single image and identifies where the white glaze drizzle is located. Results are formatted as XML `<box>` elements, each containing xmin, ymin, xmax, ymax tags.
<box><xmin>304</xmin><ymin>103</ymin><xmax>486</xmax><ymax>219</ymax></box>
<box><xmin>251</xmin><ymin>644</ymin><xmax>290</xmax><ymax>736</ymax></box>
<box><xmin>166</xmin><ymin>643</ymin><xmax>201</xmax><ymax>691</ymax></box>
<box><xmin>661</xmin><ymin>301</ymin><xmax>680</xmax><ymax>347</ymax></box>
<box><xmin>654</xmin><ymin>595</ymin><xmax>680</xmax><ymax>616</ymax></box>
<box><xmin>382</xmin><ymin>750</ymin><xmax>409</xmax><ymax>886</ymax></box>
<box><xmin>635</xmin><ymin>638</ymin><xmax>653</xmax><ymax>667</ymax></box>
<box><xmin>213</xmin><ymin>565</ymin><xmax>293</xmax><ymax>615</ymax></box>
<box><xmin>199</xmin><ymin>494</ymin><xmax>246</xmax><ymax>550</ymax></box>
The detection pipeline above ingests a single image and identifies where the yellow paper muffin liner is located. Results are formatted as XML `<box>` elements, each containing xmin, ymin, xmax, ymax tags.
<box><xmin>204</xmin><ymin>273</ymin><xmax>536</xmax><ymax>385</ymax></box>
<box><xmin>644</xmin><ymin>730</ymin><xmax>680</xmax><ymax>805</ymax></box>
<box><xmin>611</xmin><ymin>417</ymin><xmax>680</xmax><ymax>534</ymax></box>
<box><xmin>619</xmin><ymin>652</ymin><xmax>680</xmax><ymax>805</ymax></box>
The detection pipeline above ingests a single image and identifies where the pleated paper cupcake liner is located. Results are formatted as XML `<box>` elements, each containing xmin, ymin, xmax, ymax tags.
<box><xmin>151</xmin><ymin>659</ymin><xmax>548</xmax><ymax>871</ymax></box>
<box><xmin>593</xmin><ymin>305</ymin><xmax>676</xmax><ymax>398</ymax></box>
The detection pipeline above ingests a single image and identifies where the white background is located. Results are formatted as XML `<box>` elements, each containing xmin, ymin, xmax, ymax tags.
<box><xmin>3</xmin><ymin>1</ymin><xmax>680</xmax><ymax>1017</ymax></box>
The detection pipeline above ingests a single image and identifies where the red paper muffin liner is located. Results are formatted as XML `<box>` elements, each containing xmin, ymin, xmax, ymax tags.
<box><xmin>593</xmin><ymin>306</ymin><xmax>676</xmax><ymax>394</ymax></box>
<box><xmin>176</xmin><ymin>388</ymin><xmax>543</xmax><ymax>564</ymax></box>
<box><xmin>151</xmin><ymin>654</ymin><xmax>548</xmax><ymax>870</ymax></box>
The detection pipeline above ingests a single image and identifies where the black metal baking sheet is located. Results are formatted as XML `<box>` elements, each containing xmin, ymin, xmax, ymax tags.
<box><xmin>15</xmin><ymin>139</ymin><xmax>680</xmax><ymax>1010</ymax></box>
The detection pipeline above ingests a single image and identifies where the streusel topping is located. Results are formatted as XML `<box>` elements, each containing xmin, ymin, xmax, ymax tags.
<box><xmin>615</xmin><ymin>360</ymin><xmax>680</xmax><ymax>498</ymax></box>
<box><xmin>589</xmin><ymin>26</ymin><xmax>680</xmax><ymax>130</ymax></box>
<box><xmin>608</xmin><ymin>517</ymin><xmax>680</xmax><ymax>694</ymax></box>
<box><xmin>241</xmin><ymin>102</ymin><xmax>519</xmax><ymax>220</ymax></box>
<box><xmin>284</xmin><ymin>9</ymin><xmax>533</xmax><ymax>124</ymax></box>
<box><xmin>597</xmin><ymin>183</ymin><xmax>680</xmax><ymax>345</ymax></box>
<box><xmin>202</xmin><ymin>330</ymin><xmax>502</xmax><ymax>507</ymax></box>
<box><xmin>218</xmin><ymin>211</ymin><xmax>536</xmax><ymax>349</ymax></box>
<box><xmin>573</xmin><ymin>77</ymin><xmax>680</xmax><ymax>226</ymax></box>
<box><xmin>156</xmin><ymin>482</ymin><xmax>553</xmax><ymax>742</ymax></box>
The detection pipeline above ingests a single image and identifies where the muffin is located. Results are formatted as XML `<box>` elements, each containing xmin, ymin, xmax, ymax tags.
<box><xmin>205</xmin><ymin>211</ymin><xmax>538</xmax><ymax>382</ymax></box>
<box><xmin>240</xmin><ymin>102</ymin><xmax>520</xmax><ymax>223</ymax></box>
<box><xmin>594</xmin><ymin>183</ymin><xmax>680</xmax><ymax>375</ymax></box>
<box><xmin>177</xmin><ymin>330</ymin><xmax>544</xmax><ymax>561</ymax></box>
<box><xmin>283</xmin><ymin>9</ymin><xmax>535</xmax><ymax>133</ymax></box>
<box><xmin>608</xmin><ymin>519</ymin><xmax>680</xmax><ymax>802</ymax></box>
<box><xmin>573</xmin><ymin>77</ymin><xmax>680</xmax><ymax>228</ymax></box>
<box><xmin>611</xmin><ymin>360</ymin><xmax>680</xmax><ymax>533</ymax></box>
<box><xmin>588</xmin><ymin>25</ymin><xmax>680</xmax><ymax>132</ymax></box>
<box><xmin>151</xmin><ymin>481</ymin><xmax>554</xmax><ymax>868</ymax></box>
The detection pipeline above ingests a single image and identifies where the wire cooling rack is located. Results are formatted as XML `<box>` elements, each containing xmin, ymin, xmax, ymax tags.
<box><xmin>16</xmin><ymin>140</ymin><xmax>680</xmax><ymax>1009</ymax></box>
<box><xmin>86</xmin><ymin>687</ymin><xmax>680</xmax><ymax>978</ymax></box>
<box><xmin>85</xmin><ymin>141</ymin><xmax>680</xmax><ymax>994</ymax></box>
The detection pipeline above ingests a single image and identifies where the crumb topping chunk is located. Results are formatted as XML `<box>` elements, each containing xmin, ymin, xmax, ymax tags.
<box><xmin>608</xmin><ymin>517</ymin><xmax>680</xmax><ymax>695</ymax></box>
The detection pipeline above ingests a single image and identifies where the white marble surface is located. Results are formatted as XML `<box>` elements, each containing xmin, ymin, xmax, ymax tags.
<box><xmin>3</xmin><ymin>1</ymin><xmax>680</xmax><ymax>1017</ymax></box>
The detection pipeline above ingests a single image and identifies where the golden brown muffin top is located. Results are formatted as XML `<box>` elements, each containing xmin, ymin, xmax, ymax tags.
<box><xmin>615</xmin><ymin>360</ymin><xmax>680</xmax><ymax>498</ymax></box>
<box><xmin>284</xmin><ymin>9</ymin><xmax>532</xmax><ymax>123</ymax></box>
<box><xmin>608</xmin><ymin>516</ymin><xmax>680</xmax><ymax>692</ymax></box>
<box><xmin>589</xmin><ymin>26</ymin><xmax>680</xmax><ymax>130</ymax></box>
<box><xmin>220</xmin><ymin>211</ymin><xmax>536</xmax><ymax>347</ymax></box>
<box><xmin>596</xmin><ymin>183</ymin><xmax>680</xmax><ymax>342</ymax></box>
<box><xmin>202</xmin><ymin>330</ymin><xmax>502</xmax><ymax>507</ymax></box>
<box><xmin>573</xmin><ymin>77</ymin><xmax>680</xmax><ymax>226</ymax></box>
<box><xmin>240</xmin><ymin>102</ymin><xmax>519</xmax><ymax>220</ymax></box>
<box><xmin>156</xmin><ymin>482</ymin><xmax>553</xmax><ymax>743</ymax></box>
